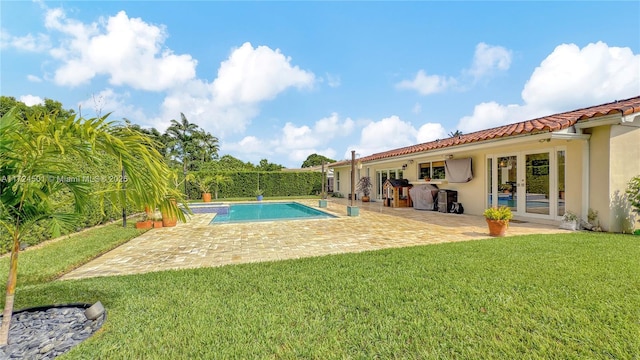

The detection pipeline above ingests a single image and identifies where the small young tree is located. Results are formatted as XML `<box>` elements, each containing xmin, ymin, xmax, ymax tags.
<box><xmin>356</xmin><ymin>176</ymin><xmax>373</xmax><ymax>201</ymax></box>
<box><xmin>0</xmin><ymin>109</ymin><xmax>181</xmax><ymax>345</ymax></box>
<box><xmin>626</xmin><ymin>175</ymin><xmax>640</xmax><ymax>224</ymax></box>
<box><xmin>211</xmin><ymin>174</ymin><xmax>233</xmax><ymax>199</ymax></box>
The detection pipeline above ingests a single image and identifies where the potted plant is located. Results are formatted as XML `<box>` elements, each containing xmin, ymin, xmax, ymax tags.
<box><xmin>559</xmin><ymin>211</ymin><xmax>579</xmax><ymax>230</ymax></box>
<box><xmin>161</xmin><ymin>170</ymin><xmax>191</xmax><ymax>227</ymax></box>
<box><xmin>195</xmin><ymin>173</ymin><xmax>213</xmax><ymax>202</ymax></box>
<box><xmin>151</xmin><ymin>210</ymin><xmax>163</xmax><ymax>228</ymax></box>
<box><xmin>356</xmin><ymin>176</ymin><xmax>373</xmax><ymax>202</ymax></box>
<box><xmin>319</xmin><ymin>190</ymin><xmax>328</xmax><ymax>208</ymax></box>
<box><xmin>483</xmin><ymin>206</ymin><xmax>513</xmax><ymax>237</ymax></box>
<box><xmin>499</xmin><ymin>184</ymin><xmax>512</xmax><ymax>194</ymax></box>
<box><xmin>135</xmin><ymin>212</ymin><xmax>152</xmax><ymax>229</ymax></box>
<box><xmin>255</xmin><ymin>188</ymin><xmax>264</xmax><ymax>201</ymax></box>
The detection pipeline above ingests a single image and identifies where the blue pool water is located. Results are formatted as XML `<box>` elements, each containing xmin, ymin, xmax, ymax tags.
<box><xmin>202</xmin><ymin>202</ymin><xmax>336</xmax><ymax>224</ymax></box>
<box><xmin>497</xmin><ymin>199</ymin><xmax>549</xmax><ymax>208</ymax></box>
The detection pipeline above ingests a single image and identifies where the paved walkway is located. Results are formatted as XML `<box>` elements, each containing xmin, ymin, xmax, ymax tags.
<box><xmin>60</xmin><ymin>199</ymin><xmax>570</xmax><ymax>280</ymax></box>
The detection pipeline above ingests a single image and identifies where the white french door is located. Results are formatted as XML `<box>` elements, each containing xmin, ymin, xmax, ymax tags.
<box><xmin>488</xmin><ymin>150</ymin><xmax>557</xmax><ymax>219</ymax></box>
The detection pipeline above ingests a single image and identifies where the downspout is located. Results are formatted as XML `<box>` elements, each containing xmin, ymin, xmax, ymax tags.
<box><xmin>581</xmin><ymin>134</ymin><xmax>590</xmax><ymax>220</ymax></box>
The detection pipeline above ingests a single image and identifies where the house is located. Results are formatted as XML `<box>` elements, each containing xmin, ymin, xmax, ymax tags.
<box><xmin>330</xmin><ymin>96</ymin><xmax>640</xmax><ymax>232</ymax></box>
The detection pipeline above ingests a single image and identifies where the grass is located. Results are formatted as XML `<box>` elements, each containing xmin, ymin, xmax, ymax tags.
<box><xmin>2</xmin><ymin>227</ymin><xmax>639</xmax><ymax>359</ymax></box>
<box><xmin>0</xmin><ymin>223</ymin><xmax>147</xmax><ymax>286</ymax></box>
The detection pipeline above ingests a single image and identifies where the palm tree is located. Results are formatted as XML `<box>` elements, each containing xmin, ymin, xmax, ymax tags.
<box><xmin>194</xmin><ymin>129</ymin><xmax>220</xmax><ymax>165</ymax></box>
<box><xmin>166</xmin><ymin>113</ymin><xmax>200</xmax><ymax>196</ymax></box>
<box><xmin>0</xmin><ymin>109</ymin><xmax>183</xmax><ymax>345</ymax></box>
<box><xmin>448</xmin><ymin>130</ymin><xmax>463</xmax><ymax>138</ymax></box>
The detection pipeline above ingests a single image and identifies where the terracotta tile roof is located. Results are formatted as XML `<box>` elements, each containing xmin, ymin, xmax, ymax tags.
<box><xmin>330</xmin><ymin>96</ymin><xmax>640</xmax><ymax>167</ymax></box>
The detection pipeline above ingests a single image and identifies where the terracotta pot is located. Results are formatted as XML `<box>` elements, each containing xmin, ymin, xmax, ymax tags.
<box><xmin>361</xmin><ymin>195</ymin><xmax>370</xmax><ymax>202</ymax></box>
<box><xmin>486</xmin><ymin>218</ymin><xmax>508</xmax><ymax>237</ymax></box>
<box><xmin>202</xmin><ymin>193</ymin><xmax>212</xmax><ymax>202</ymax></box>
<box><xmin>152</xmin><ymin>220</ymin><xmax>163</xmax><ymax>228</ymax></box>
<box><xmin>135</xmin><ymin>220</ymin><xmax>152</xmax><ymax>229</ymax></box>
<box><xmin>162</xmin><ymin>216</ymin><xmax>177</xmax><ymax>227</ymax></box>
<box><xmin>162</xmin><ymin>198</ymin><xmax>179</xmax><ymax>227</ymax></box>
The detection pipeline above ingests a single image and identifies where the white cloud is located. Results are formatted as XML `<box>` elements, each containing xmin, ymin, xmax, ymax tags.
<box><xmin>153</xmin><ymin>42</ymin><xmax>316</xmax><ymax>137</ymax></box>
<box><xmin>0</xmin><ymin>29</ymin><xmax>50</xmax><ymax>52</ymax></box>
<box><xmin>326</xmin><ymin>73</ymin><xmax>341</xmax><ymax>88</ymax></box>
<box><xmin>19</xmin><ymin>95</ymin><xmax>44</xmax><ymax>106</ymax></box>
<box><xmin>457</xmin><ymin>101</ymin><xmax>527</xmax><ymax>133</ymax></box>
<box><xmin>467</xmin><ymin>42</ymin><xmax>512</xmax><ymax>80</ymax></box>
<box><xmin>225</xmin><ymin>113</ymin><xmax>351</xmax><ymax>166</ymax></box>
<box><xmin>397</xmin><ymin>42</ymin><xmax>513</xmax><ymax>96</ymax></box>
<box><xmin>222</xmin><ymin>136</ymin><xmax>268</xmax><ymax>158</ymax></box>
<box><xmin>27</xmin><ymin>75</ymin><xmax>43</xmax><ymax>82</ymax></box>
<box><xmin>457</xmin><ymin>42</ymin><xmax>640</xmax><ymax>133</ymax></box>
<box><xmin>396</xmin><ymin>70</ymin><xmax>456</xmax><ymax>95</ymax></box>
<box><xmin>45</xmin><ymin>8</ymin><xmax>197</xmax><ymax>90</ymax></box>
<box><xmin>522</xmin><ymin>41</ymin><xmax>640</xmax><ymax>111</ymax></box>
<box><xmin>416</xmin><ymin>123</ymin><xmax>448</xmax><ymax>143</ymax></box>
<box><xmin>314</xmin><ymin>112</ymin><xmax>355</xmax><ymax>138</ymax></box>
<box><xmin>77</xmin><ymin>88</ymin><xmax>148</xmax><ymax>121</ymax></box>
<box><xmin>346</xmin><ymin>116</ymin><xmax>417</xmax><ymax>159</ymax></box>
<box><xmin>212</xmin><ymin>42</ymin><xmax>315</xmax><ymax>107</ymax></box>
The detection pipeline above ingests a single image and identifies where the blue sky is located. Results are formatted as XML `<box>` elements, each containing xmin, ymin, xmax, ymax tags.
<box><xmin>2</xmin><ymin>1</ymin><xmax>639</xmax><ymax>168</ymax></box>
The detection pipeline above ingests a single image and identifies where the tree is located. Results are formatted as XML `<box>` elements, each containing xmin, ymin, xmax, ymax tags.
<box><xmin>448</xmin><ymin>130</ymin><xmax>463</xmax><ymax>138</ymax></box>
<box><xmin>301</xmin><ymin>153</ymin><xmax>336</xmax><ymax>168</ymax></box>
<box><xmin>627</xmin><ymin>175</ymin><xmax>640</xmax><ymax>219</ymax></box>
<box><xmin>193</xmin><ymin>129</ymin><xmax>220</xmax><ymax>166</ymax></box>
<box><xmin>165</xmin><ymin>113</ymin><xmax>200</xmax><ymax>196</ymax></box>
<box><xmin>209</xmin><ymin>155</ymin><xmax>255</xmax><ymax>172</ymax></box>
<box><xmin>257</xmin><ymin>159</ymin><xmax>285</xmax><ymax>172</ymax></box>
<box><xmin>0</xmin><ymin>108</ymin><xmax>181</xmax><ymax>345</ymax></box>
<box><xmin>211</xmin><ymin>174</ymin><xmax>233</xmax><ymax>199</ymax></box>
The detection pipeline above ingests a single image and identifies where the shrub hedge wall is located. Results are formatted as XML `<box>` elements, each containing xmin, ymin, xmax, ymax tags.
<box><xmin>186</xmin><ymin>171</ymin><xmax>323</xmax><ymax>200</ymax></box>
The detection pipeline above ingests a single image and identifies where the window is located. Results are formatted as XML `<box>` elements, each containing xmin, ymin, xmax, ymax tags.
<box><xmin>419</xmin><ymin>161</ymin><xmax>445</xmax><ymax>180</ymax></box>
<box><xmin>336</xmin><ymin>171</ymin><xmax>340</xmax><ymax>191</ymax></box>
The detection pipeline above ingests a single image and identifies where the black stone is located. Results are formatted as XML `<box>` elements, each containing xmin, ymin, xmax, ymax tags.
<box><xmin>0</xmin><ymin>304</ymin><xmax>106</xmax><ymax>359</ymax></box>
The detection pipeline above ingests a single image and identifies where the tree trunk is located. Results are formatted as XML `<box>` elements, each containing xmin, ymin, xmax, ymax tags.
<box><xmin>0</xmin><ymin>232</ymin><xmax>21</xmax><ymax>345</ymax></box>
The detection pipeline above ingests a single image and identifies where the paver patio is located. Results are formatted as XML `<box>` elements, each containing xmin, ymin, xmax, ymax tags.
<box><xmin>60</xmin><ymin>198</ymin><xmax>570</xmax><ymax>280</ymax></box>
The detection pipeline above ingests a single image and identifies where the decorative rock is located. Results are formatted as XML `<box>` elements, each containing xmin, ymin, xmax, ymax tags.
<box><xmin>84</xmin><ymin>301</ymin><xmax>105</xmax><ymax>321</ymax></box>
<box><xmin>0</xmin><ymin>304</ymin><xmax>106</xmax><ymax>359</ymax></box>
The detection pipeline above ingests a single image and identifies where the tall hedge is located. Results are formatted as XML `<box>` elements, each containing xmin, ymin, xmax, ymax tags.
<box><xmin>187</xmin><ymin>171</ymin><xmax>323</xmax><ymax>199</ymax></box>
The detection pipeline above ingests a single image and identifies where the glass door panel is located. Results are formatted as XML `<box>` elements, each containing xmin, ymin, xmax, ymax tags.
<box><xmin>557</xmin><ymin>150</ymin><xmax>566</xmax><ymax>217</ymax></box>
<box><xmin>377</xmin><ymin>170</ymin><xmax>388</xmax><ymax>200</ymax></box>
<box><xmin>525</xmin><ymin>152</ymin><xmax>550</xmax><ymax>215</ymax></box>
<box><xmin>487</xmin><ymin>158</ymin><xmax>493</xmax><ymax>206</ymax></box>
<box><xmin>497</xmin><ymin>155</ymin><xmax>517</xmax><ymax>213</ymax></box>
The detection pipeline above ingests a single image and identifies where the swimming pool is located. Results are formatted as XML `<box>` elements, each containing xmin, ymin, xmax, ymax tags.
<box><xmin>497</xmin><ymin>199</ymin><xmax>549</xmax><ymax>208</ymax></box>
<box><xmin>201</xmin><ymin>202</ymin><xmax>336</xmax><ymax>224</ymax></box>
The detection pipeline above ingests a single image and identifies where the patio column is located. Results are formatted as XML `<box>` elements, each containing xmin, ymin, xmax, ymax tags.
<box><xmin>347</xmin><ymin>150</ymin><xmax>359</xmax><ymax>216</ymax></box>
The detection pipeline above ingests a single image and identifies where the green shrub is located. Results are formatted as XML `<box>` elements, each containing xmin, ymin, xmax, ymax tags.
<box><xmin>483</xmin><ymin>206</ymin><xmax>513</xmax><ymax>221</ymax></box>
<box><xmin>627</xmin><ymin>175</ymin><xmax>640</xmax><ymax>217</ymax></box>
<box><xmin>185</xmin><ymin>171</ymin><xmax>322</xmax><ymax>199</ymax></box>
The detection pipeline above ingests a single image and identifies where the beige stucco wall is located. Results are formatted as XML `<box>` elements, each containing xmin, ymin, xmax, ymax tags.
<box><xmin>587</xmin><ymin>126</ymin><xmax>612</xmax><ymax>230</ymax></box>
<box><xmin>608</xmin><ymin>124</ymin><xmax>640</xmax><ymax>232</ymax></box>
<box><xmin>332</xmin><ymin>137</ymin><xmax>586</xmax><ymax>221</ymax></box>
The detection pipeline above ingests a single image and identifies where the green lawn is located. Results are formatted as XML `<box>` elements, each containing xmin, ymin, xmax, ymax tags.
<box><xmin>3</xmin><ymin>227</ymin><xmax>639</xmax><ymax>359</ymax></box>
